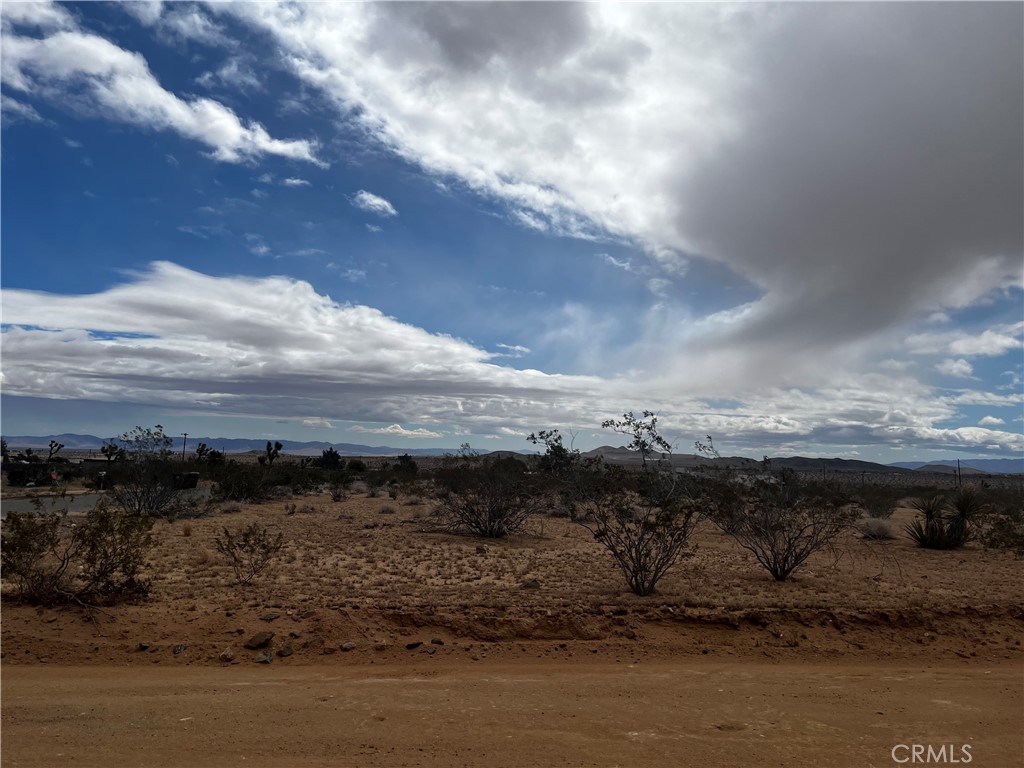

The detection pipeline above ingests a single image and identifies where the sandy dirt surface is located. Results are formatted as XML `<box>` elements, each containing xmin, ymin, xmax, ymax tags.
<box><xmin>3</xmin><ymin>661</ymin><xmax>1021</xmax><ymax>768</ymax></box>
<box><xmin>2</xmin><ymin>489</ymin><xmax>1022</xmax><ymax>766</ymax></box>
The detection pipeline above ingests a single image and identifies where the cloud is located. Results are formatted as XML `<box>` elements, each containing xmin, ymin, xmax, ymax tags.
<box><xmin>218</xmin><ymin>2</ymin><xmax>1022</xmax><ymax>391</ymax></box>
<box><xmin>302</xmin><ymin>417</ymin><xmax>333</xmax><ymax>429</ymax></box>
<box><xmin>350</xmin><ymin>424</ymin><xmax>445</xmax><ymax>439</ymax></box>
<box><xmin>1</xmin><ymin>4</ymin><xmax>322</xmax><ymax>166</ymax></box>
<box><xmin>196</xmin><ymin>55</ymin><xmax>263</xmax><ymax>92</ymax></box>
<box><xmin>906</xmin><ymin>322</ymin><xmax>1024</xmax><ymax>358</ymax></box>
<box><xmin>1</xmin><ymin>262</ymin><xmax>1021</xmax><ymax>457</ymax></box>
<box><xmin>1</xmin><ymin>93</ymin><xmax>47</xmax><ymax>124</ymax></box>
<box><xmin>365</xmin><ymin>224</ymin><xmax>382</xmax><ymax>234</ymax></box>
<box><xmin>351</xmin><ymin>190</ymin><xmax>398</xmax><ymax>217</ymax></box>
<box><xmin>935</xmin><ymin>359</ymin><xmax>974</xmax><ymax>379</ymax></box>
<box><xmin>494</xmin><ymin>343</ymin><xmax>530</xmax><ymax>358</ymax></box>
<box><xmin>282</xmin><ymin>177</ymin><xmax>310</xmax><ymax>187</ymax></box>
<box><xmin>979</xmin><ymin>416</ymin><xmax>1005</xmax><ymax>426</ymax></box>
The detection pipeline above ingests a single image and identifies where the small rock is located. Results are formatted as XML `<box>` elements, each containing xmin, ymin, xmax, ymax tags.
<box><xmin>374</xmin><ymin>641</ymin><xmax>388</xmax><ymax>651</ymax></box>
<box><xmin>243</xmin><ymin>631</ymin><xmax>275</xmax><ymax>650</ymax></box>
<box><xmin>341</xmin><ymin>642</ymin><xmax>356</xmax><ymax>652</ymax></box>
<box><xmin>173</xmin><ymin>644</ymin><xmax>187</xmax><ymax>655</ymax></box>
<box><xmin>430</xmin><ymin>638</ymin><xmax>445</xmax><ymax>646</ymax></box>
<box><xmin>427</xmin><ymin>648</ymin><xmax>437</xmax><ymax>656</ymax></box>
<box><xmin>138</xmin><ymin>643</ymin><xmax>150</xmax><ymax>652</ymax></box>
<box><xmin>405</xmin><ymin>641</ymin><xmax>423</xmax><ymax>650</ymax></box>
<box><xmin>321</xmin><ymin>647</ymin><xmax>337</xmax><ymax>655</ymax></box>
<box><xmin>45</xmin><ymin>616</ymin><xmax>57</xmax><ymax>624</ymax></box>
<box><xmin>623</xmin><ymin>629</ymin><xmax>637</xmax><ymax>640</ymax></box>
<box><xmin>225</xmin><ymin>611</ymin><xmax>235</xmax><ymax>617</ymax></box>
<box><xmin>253</xmin><ymin>652</ymin><xmax>273</xmax><ymax>664</ymax></box>
<box><xmin>235</xmin><ymin>628</ymin><xmax>246</xmax><ymax>635</ymax></box>
<box><xmin>289</xmin><ymin>631</ymin><xmax>301</xmax><ymax>639</ymax></box>
<box><xmin>219</xmin><ymin>648</ymin><xmax>235</xmax><ymax>662</ymax></box>
<box><xmin>277</xmin><ymin>645</ymin><xmax>294</xmax><ymax>658</ymax></box>
<box><xmin>702</xmin><ymin>648</ymin><xmax>710</xmax><ymax>655</ymax></box>
<box><xmin>520</xmin><ymin>579</ymin><xmax>541</xmax><ymax>590</ymax></box>
<box><xmin>475</xmin><ymin>545</ymin><xmax>488</xmax><ymax>554</ymax></box>
<box><xmin>261</xmin><ymin>613</ymin><xmax>280</xmax><ymax>623</ymax></box>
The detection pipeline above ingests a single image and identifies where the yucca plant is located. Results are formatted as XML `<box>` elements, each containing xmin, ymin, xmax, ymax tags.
<box><xmin>905</xmin><ymin>488</ymin><xmax>986</xmax><ymax>549</ymax></box>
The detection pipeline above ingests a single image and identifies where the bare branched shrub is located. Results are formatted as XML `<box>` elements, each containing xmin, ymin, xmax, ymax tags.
<box><xmin>436</xmin><ymin>457</ymin><xmax>538</xmax><ymax>538</ymax></box>
<box><xmin>214</xmin><ymin>523</ymin><xmax>284</xmax><ymax>585</ymax></box>
<box><xmin>724</xmin><ymin>485</ymin><xmax>858</xmax><ymax>581</ymax></box>
<box><xmin>532</xmin><ymin>413</ymin><xmax>705</xmax><ymax>596</ymax></box>
<box><xmin>578</xmin><ymin>480</ymin><xmax>702</xmax><ymax>596</ymax></box>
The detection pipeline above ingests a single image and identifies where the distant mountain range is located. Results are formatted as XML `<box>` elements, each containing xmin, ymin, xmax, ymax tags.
<box><xmin>2</xmin><ymin>434</ymin><xmax>1020</xmax><ymax>474</ymax></box>
<box><xmin>1</xmin><ymin>433</ymin><xmax>456</xmax><ymax>458</ymax></box>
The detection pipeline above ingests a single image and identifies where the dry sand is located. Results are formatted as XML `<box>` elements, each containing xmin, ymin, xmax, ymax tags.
<box><xmin>2</xmin><ymin>490</ymin><xmax>1022</xmax><ymax>766</ymax></box>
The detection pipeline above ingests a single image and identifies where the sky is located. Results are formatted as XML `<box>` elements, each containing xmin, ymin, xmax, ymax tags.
<box><xmin>1</xmin><ymin>1</ymin><xmax>1022</xmax><ymax>462</ymax></box>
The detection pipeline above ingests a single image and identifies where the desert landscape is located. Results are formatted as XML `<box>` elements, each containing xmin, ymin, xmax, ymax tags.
<box><xmin>2</xmin><ymin>458</ymin><xmax>1022</xmax><ymax>768</ymax></box>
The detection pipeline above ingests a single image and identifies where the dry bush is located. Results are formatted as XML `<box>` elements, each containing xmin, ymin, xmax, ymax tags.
<box><xmin>1</xmin><ymin>500</ymin><xmax>153</xmax><ymax>605</ymax></box>
<box><xmin>858</xmin><ymin>517</ymin><xmax>894</xmax><ymax>540</ymax></box>
<box><xmin>214</xmin><ymin>522</ymin><xmax>284</xmax><ymax>585</ymax></box>
<box><xmin>720</xmin><ymin>477</ymin><xmax>858</xmax><ymax>581</ymax></box>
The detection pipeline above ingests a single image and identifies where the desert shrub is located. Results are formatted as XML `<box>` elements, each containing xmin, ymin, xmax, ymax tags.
<box><xmin>379</xmin><ymin>503</ymin><xmax>396</xmax><ymax>514</ymax></box>
<box><xmin>1</xmin><ymin>500</ymin><xmax>154</xmax><ymax>605</ymax></box>
<box><xmin>1</xmin><ymin>510</ymin><xmax>78</xmax><ymax>603</ymax></box>
<box><xmin>858</xmin><ymin>517</ymin><xmax>895</xmax><ymax>540</ymax></box>
<box><xmin>210</xmin><ymin>464</ymin><xmax>273</xmax><ymax>503</ymax></box>
<box><xmin>720</xmin><ymin>477</ymin><xmax>857</xmax><ymax>581</ymax></box>
<box><xmin>436</xmin><ymin>458</ymin><xmax>540</xmax><ymax>538</ymax></box>
<box><xmin>853</xmin><ymin>485</ymin><xmax>902</xmax><ymax>519</ymax></box>
<box><xmin>905</xmin><ymin>487</ymin><xmax>987</xmax><ymax>550</ymax></box>
<box><xmin>387</xmin><ymin>485</ymin><xmax>400</xmax><ymax>500</ymax></box>
<box><xmin>328</xmin><ymin>483</ymin><xmax>348</xmax><ymax>502</ymax></box>
<box><xmin>107</xmin><ymin>425</ymin><xmax>184</xmax><ymax>518</ymax></box>
<box><xmin>214</xmin><ymin>522</ymin><xmax>284</xmax><ymax>585</ymax></box>
<box><xmin>74</xmin><ymin>500</ymin><xmax>154</xmax><ymax>602</ymax></box>
<box><xmin>569</xmin><ymin>412</ymin><xmax>705</xmax><ymax>596</ymax></box>
<box><xmin>978</xmin><ymin>504</ymin><xmax>1024</xmax><ymax>558</ymax></box>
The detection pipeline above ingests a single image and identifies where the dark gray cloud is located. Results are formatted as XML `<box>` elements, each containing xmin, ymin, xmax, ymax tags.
<box><xmin>678</xmin><ymin>3</ymin><xmax>1023</xmax><ymax>355</ymax></box>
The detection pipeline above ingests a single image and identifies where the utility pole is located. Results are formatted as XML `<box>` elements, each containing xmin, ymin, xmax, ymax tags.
<box><xmin>181</xmin><ymin>433</ymin><xmax>188</xmax><ymax>461</ymax></box>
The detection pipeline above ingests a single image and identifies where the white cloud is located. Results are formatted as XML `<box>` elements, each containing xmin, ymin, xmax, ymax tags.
<box><xmin>351</xmin><ymin>190</ymin><xmax>398</xmax><ymax>217</ymax></box>
<box><xmin>906</xmin><ymin>322</ymin><xmax>1024</xmax><ymax>358</ymax></box>
<box><xmin>935</xmin><ymin>359</ymin><xmax>975</xmax><ymax>379</ymax></box>
<box><xmin>365</xmin><ymin>224</ymin><xmax>382</xmax><ymax>234</ymax></box>
<box><xmin>979</xmin><ymin>416</ymin><xmax>1005</xmax><ymax>426</ymax></box>
<box><xmin>283</xmin><ymin>177</ymin><xmax>310</xmax><ymax>187</ymax></box>
<box><xmin>350</xmin><ymin>424</ymin><xmax>445</xmax><ymax>439</ymax></box>
<box><xmin>2</xmin><ymin>262</ymin><xmax>1020</xmax><ymax>456</ymax></box>
<box><xmin>494</xmin><ymin>343</ymin><xmax>530</xmax><ymax>358</ymax></box>
<box><xmin>1</xmin><ymin>8</ymin><xmax>322</xmax><ymax>166</ymax></box>
<box><xmin>216</xmin><ymin>2</ymin><xmax>1021</xmax><ymax>391</ymax></box>
<box><xmin>1</xmin><ymin>93</ymin><xmax>46</xmax><ymax>123</ymax></box>
<box><xmin>302</xmin><ymin>417</ymin><xmax>333</xmax><ymax>429</ymax></box>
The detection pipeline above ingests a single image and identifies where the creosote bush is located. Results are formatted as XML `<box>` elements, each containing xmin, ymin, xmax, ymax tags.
<box><xmin>214</xmin><ymin>522</ymin><xmax>285</xmax><ymax>585</ymax></box>
<box><xmin>1</xmin><ymin>499</ymin><xmax>154</xmax><ymax>605</ymax></box>
<box><xmin>719</xmin><ymin>478</ymin><xmax>857</xmax><ymax>581</ymax></box>
<box><xmin>436</xmin><ymin>456</ymin><xmax>538</xmax><ymax>538</ymax></box>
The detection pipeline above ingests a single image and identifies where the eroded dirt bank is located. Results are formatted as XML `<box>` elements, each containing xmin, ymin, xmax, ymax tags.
<box><xmin>3</xmin><ymin>660</ymin><xmax>1021</xmax><ymax>768</ymax></box>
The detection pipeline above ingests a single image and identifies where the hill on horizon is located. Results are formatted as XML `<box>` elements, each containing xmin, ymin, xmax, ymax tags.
<box><xmin>2</xmin><ymin>434</ymin><xmax>1020</xmax><ymax>474</ymax></box>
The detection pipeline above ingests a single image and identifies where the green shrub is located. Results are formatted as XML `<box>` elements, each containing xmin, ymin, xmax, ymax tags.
<box><xmin>1</xmin><ymin>501</ymin><xmax>154</xmax><ymax>605</ymax></box>
<box><xmin>905</xmin><ymin>487</ymin><xmax>987</xmax><ymax>550</ymax></box>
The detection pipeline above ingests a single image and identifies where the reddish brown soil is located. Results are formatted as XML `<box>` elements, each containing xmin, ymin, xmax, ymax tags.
<box><xmin>2</xmin><ymin>491</ymin><xmax>1022</xmax><ymax>766</ymax></box>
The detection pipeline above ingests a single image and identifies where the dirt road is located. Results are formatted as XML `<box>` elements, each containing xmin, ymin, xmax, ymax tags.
<box><xmin>2</xmin><ymin>660</ymin><xmax>1020</xmax><ymax>768</ymax></box>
